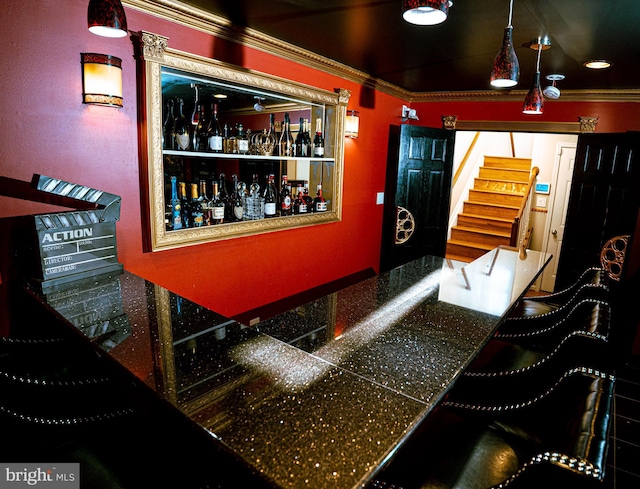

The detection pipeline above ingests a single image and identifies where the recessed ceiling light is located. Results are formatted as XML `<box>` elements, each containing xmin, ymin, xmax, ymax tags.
<box><xmin>584</xmin><ymin>60</ymin><xmax>612</xmax><ymax>69</ymax></box>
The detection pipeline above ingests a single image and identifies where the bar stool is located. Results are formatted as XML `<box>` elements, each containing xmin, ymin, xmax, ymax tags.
<box><xmin>508</xmin><ymin>267</ymin><xmax>608</xmax><ymax>319</ymax></box>
<box><xmin>369</xmin><ymin>369</ymin><xmax>615</xmax><ymax>489</ymax></box>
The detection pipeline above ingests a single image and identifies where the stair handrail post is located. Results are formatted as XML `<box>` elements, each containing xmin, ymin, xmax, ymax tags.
<box><xmin>510</xmin><ymin>166</ymin><xmax>539</xmax><ymax>248</ymax></box>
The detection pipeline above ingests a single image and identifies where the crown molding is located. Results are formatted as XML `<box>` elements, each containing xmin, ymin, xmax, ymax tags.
<box><xmin>123</xmin><ymin>1</ymin><xmax>639</xmax><ymax>104</ymax></box>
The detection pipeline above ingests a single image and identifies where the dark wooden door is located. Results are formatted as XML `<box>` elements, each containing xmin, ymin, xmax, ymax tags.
<box><xmin>556</xmin><ymin>132</ymin><xmax>640</xmax><ymax>290</ymax></box>
<box><xmin>380</xmin><ymin>125</ymin><xmax>454</xmax><ymax>272</ymax></box>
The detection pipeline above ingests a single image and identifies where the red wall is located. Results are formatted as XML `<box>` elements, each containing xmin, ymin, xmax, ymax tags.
<box><xmin>2</xmin><ymin>1</ymin><xmax>639</xmax><ymax>319</ymax></box>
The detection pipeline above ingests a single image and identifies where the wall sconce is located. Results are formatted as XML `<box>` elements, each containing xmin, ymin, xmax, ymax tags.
<box><xmin>401</xmin><ymin>105</ymin><xmax>419</xmax><ymax>122</ymax></box>
<box><xmin>81</xmin><ymin>53</ymin><xmax>123</xmax><ymax>107</ymax></box>
<box><xmin>88</xmin><ymin>0</ymin><xmax>128</xmax><ymax>38</ymax></box>
<box><xmin>402</xmin><ymin>1</ymin><xmax>452</xmax><ymax>26</ymax></box>
<box><xmin>345</xmin><ymin>110</ymin><xmax>360</xmax><ymax>138</ymax></box>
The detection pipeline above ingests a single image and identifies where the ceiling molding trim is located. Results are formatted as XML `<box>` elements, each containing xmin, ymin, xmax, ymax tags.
<box><xmin>123</xmin><ymin>1</ymin><xmax>639</xmax><ymax>105</ymax></box>
<box><xmin>450</xmin><ymin>120</ymin><xmax>583</xmax><ymax>134</ymax></box>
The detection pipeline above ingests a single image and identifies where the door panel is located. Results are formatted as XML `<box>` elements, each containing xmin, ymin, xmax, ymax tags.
<box><xmin>380</xmin><ymin>125</ymin><xmax>454</xmax><ymax>272</ymax></box>
<box><xmin>556</xmin><ymin>133</ymin><xmax>640</xmax><ymax>289</ymax></box>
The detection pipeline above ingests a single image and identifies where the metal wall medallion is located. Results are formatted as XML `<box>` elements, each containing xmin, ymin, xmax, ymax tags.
<box><xmin>395</xmin><ymin>206</ymin><xmax>415</xmax><ymax>244</ymax></box>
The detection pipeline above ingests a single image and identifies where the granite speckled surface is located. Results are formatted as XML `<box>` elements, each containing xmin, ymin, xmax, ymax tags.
<box><xmin>33</xmin><ymin>247</ymin><xmax>550</xmax><ymax>488</ymax></box>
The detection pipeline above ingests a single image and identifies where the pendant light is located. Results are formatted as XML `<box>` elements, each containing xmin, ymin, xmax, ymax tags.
<box><xmin>490</xmin><ymin>0</ymin><xmax>519</xmax><ymax>88</ymax></box>
<box><xmin>522</xmin><ymin>37</ymin><xmax>551</xmax><ymax>115</ymax></box>
<box><xmin>402</xmin><ymin>1</ymin><xmax>452</xmax><ymax>26</ymax></box>
<box><xmin>88</xmin><ymin>0</ymin><xmax>128</xmax><ymax>38</ymax></box>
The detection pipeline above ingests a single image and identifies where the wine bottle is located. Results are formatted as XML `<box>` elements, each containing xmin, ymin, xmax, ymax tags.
<box><xmin>207</xmin><ymin>103</ymin><xmax>223</xmax><ymax>153</ymax></box>
<box><xmin>267</xmin><ymin>113</ymin><xmax>278</xmax><ymax>156</ymax></box>
<box><xmin>279</xmin><ymin>113</ymin><xmax>294</xmax><ymax>157</ymax></box>
<box><xmin>263</xmin><ymin>174</ymin><xmax>277</xmax><ymax>218</ymax></box>
<box><xmin>170</xmin><ymin>175</ymin><xmax>182</xmax><ymax>229</ymax></box>
<box><xmin>313</xmin><ymin>182</ymin><xmax>327</xmax><ymax>212</ymax></box>
<box><xmin>236</xmin><ymin>123</ymin><xmax>250</xmax><ymax>155</ymax></box>
<box><xmin>280</xmin><ymin>175</ymin><xmax>292</xmax><ymax>216</ymax></box>
<box><xmin>211</xmin><ymin>181</ymin><xmax>225</xmax><ymax>225</ymax></box>
<box><xmin>193</xmin><ymin>103</ymin><xmax>208</xmax><ymax>152</ymax></box>
<box><xmin>232</xmin><ymin>174</ymin><xmax>245</xmax><ymax>221</ymax></box>
<box><xmin>312</xmin><ymin>117</ymin><xmax>325</xmax><ymax>157</ymax></box>
<box><xmin>190</xmin><ymin>183</ymin><xmax>204</xmax><ymax>227</ymax></box>
<box><xmin>218</xmin><ymin>173</ymin><xmax>231</xmax><ymax>221</ymax></box>
<box><xmin>163</xmin><ymin>99</ymin><xmax>175</xmax><ymax>150</ymax></box>
<box><xmin>174</xmin><ymin>98</ymin><xmax>191</xmax><ymax>151</ymax></box>
<box><xmin>199</xmin><ymin>179</ymin><xmax>212</xmax><ymax>225</ymax></box>
<box><xmin>179</xmin><ymin>181</ymin><xmax>191</xmax><ymax>228</ymax></box>
<box><xmin>295</xmin><ymin>117</ymin><xmax>310</xmax><ymax>157</ymax></box>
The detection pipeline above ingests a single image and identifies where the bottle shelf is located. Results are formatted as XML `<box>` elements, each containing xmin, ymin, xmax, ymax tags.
<box><xmin>163</xmin><ymin>150</ymin><xmax>335</xmax><ymax>163</ymax></box>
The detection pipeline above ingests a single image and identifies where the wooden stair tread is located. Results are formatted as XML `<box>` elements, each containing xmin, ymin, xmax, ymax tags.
<box><xmin>470</xmin><ymin>188</ymin><xmax>525</xmax><ymax>196</ymax></box>
<box><xmin>451</xmin><ymin>225</ymin><xmax>511</xmax><ymax>238</ymax></box>
<box><xmin>446</xmin><ymin>239</ymin><xmax>496</xmax><ymax>251</ymax></box>
<box><xmin>444</xmin><ymin>254</ymin><xmax>474</xmax><ymax>263</ymax></box>
<box><xmin>465</xmin><ymin>200</ymin><xmax>519</xmax><ymax>210</ymax></box>
<box><xmin>458</xmin><ymin>212</ymin><xmax>513</xmax><ymax>224</ymax></box>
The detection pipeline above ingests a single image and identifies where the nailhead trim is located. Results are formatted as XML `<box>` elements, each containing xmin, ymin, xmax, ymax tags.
<box><xmin>0</xmin><ymin>369</ymin><xmax>112</xmax><ymax>387</ymax></box>
<box><xmin>465</xmin><ymin>330</ymin><xmax>608</xmax><ymax>378</ymax></box>
<box><xmin>443</xmin><ymin>367</ymin><xmax>615</xmax><ymax>412</ymax></box>
<box><xmin>0</xmin><ymin>403</ymin><xmax>135</xmax><ymax>425</ymax></box>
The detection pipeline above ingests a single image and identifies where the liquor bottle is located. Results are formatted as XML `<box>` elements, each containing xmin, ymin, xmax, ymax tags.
<box><xmin>190</xmin><ymin>183</ymin><xmax>204</xmax><ymax>227</ymax></box>
<box><xmin>263</xmin><ymin>174</ymin><xmax>277</xmax><ymax>218</ymax></box>
<box><xmin>211</xmin><ymin>181</ymin><xmax>225</xmax><ymax>225</ymax></box>
<box><xmin>250</xmin><ymin>173</ymin><xmax>260</xmax><ymax>198</ymax></box>
<box><xmin>193</xmin><ymin>103</ymin><xmax>208</xmax><ymax>152</ymax></box>
<box><xmin>207</xmin><ymin>103</ymin><xmax>223</xmax><ymax>153</ymax></box>
<box><xmin>163</xmin><ymin>99</ymin><xmax>175</xmax><ymax>150</ymax></box>
<box><xmin>170</xmin><ymin>175</ymin><xmax>182</xmax><ymax>229</ymax></box>
<box><xmin>303</xmin><ymin>119</ymin><xmax>312</xmax><ymax>152</ymax></box>
<box><xmin>179</xmin><ymin>181</ymin><xmax>191</xmax><ymax>228</ymax></box>
<box><xmin>279</xmin><ymin>113</ymin><xmax>294</xmax><ymax>157</ymax></box>
<box><xmin>280</xmin><ymin>175</ymin><xmax>292</xmax><ymax>216</ymax></box>
<box><xmin>198</xmin><ymin>179</ymin><xmax>212</xmax><ymax>225</ymax></box>
<box><xmin>295</xmin><ymin>117</ymin><xmax>310</xmax><ymax>157</ymax></box>
<box><xmin>236</xmin><ymin>123</ymin><xmax>250</xmax><ymax>155</ymax></box>
<box><xmin>293</xmin><ymin>184</ymin><xmax>305</xmax><ymax>215</ymax></box>
<box><xmin>173</xmin><ymin>98</ymin><xmax>191</xmax><ymax>151</ymax></box>
<box><xmin>222</xmin><ymin>123</ymin><xmax>233</xmax><ymax>154</ymax></box>
<box><xmin>312</xmin><ymin>117</ymin><xmax>325</xmax><ymax>157</ymax></box>
<box><xmin>303</xmin><ymin>180</ymin><xmax>314</xmax><ymax>213</ymax></box>
<box><xmin>313</xmin><ymin>182</ymin><xmax>327</xmax><ymax>212</ymax></box>
<box><xmin>231</xmin><ymin>174</ymin><xmax>245</xmax><ymax>221</ymax></box>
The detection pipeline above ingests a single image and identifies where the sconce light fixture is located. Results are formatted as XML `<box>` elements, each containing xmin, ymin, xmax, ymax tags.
<box><xmin>81</xmin><ymin>53</ymin><xmax>123</xmax><ymax>107</ymax></box>
<box><xmin>402</xmin><ymin>1</ymin><xmax>452</xmax><ymax>26</ymax></box>
<box><xmin>345</xmin><ymin>110</ymin><xmax>360</xmax><ymax>138</ymax></box>
<box><xmin>490</xmin><ymin>0</ymin><xmax>519</xmax><ymax>88</ymax></box>
<box><xmin>543</xmin><ymin>74</ymin><xmax>564</xmax><ymax>100</ymax></box>
<box><xmin>88</xmin><ymin>0</ymin><xmax>128</xmax><ymax>38</ymax></box>
<box><xmin>253</xmin><ymin>97</ymin><xmax>266</xmax><ymax>112</ymax></box>
<box><xmin>522</xmin><ymin>37</ymin><xmax>550</xmax><ymax>115</ymax></box>
<box><xmin>401</xmin><ymin>105</ymin><xmax>419</xmax><ymax>122</ymax></box>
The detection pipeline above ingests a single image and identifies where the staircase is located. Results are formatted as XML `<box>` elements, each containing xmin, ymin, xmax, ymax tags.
<box><xmin>446</xmin><ymin>156</ymin><xmax>532</xmax><ymax>262</ymax></box>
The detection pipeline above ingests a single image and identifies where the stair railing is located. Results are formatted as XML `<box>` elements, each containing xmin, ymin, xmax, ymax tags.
<box><xmin>510</xmin><ymin>166</ymin><xmax>539</xmax><ymax>250</ymax></box>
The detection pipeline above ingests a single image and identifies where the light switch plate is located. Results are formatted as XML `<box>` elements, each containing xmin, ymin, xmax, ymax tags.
<box><xmin>376</xmin><ymin>192</ymin><xmax>384</xmax><ymax>205</ymax></box>
<box><xmin>536</xmin><ymin>196</ymin><xmax>547</xmax><ymax>207</ymax></box>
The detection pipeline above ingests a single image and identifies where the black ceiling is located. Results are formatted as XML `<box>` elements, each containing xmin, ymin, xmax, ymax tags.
<box><xmin>180</xmin><ymin>0</ymin><xmax>640</xmax><ymax>94</ymax></box>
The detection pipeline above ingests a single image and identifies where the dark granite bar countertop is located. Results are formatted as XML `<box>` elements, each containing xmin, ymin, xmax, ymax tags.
<box><xmin>29</xmin><ymin>246</ymin><xmax>550</xmax><ymax>488</ymax></box>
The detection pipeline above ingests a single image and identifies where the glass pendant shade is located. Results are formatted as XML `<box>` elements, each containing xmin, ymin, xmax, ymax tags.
<box><xmin>88</xmin><ymin>0</ymin><xmax>128</xmax><ymax>38</ymax></box>
<box><xmin>345</xmin><ymin>110</ymin><xmax>360</xmax><ymax>138</ymax></box>
<box><xmin>490</xmin><ymin>27</ymin><xmax>520</xmax><ymax>87</ymax></box>
<box><xmin>402</xmin><ymin>0</ymin><xmax>451</xmax><ymax>26</ymax></box>
<box><xmin>522</xmin><ymin>72</ymin><xmax>544</xmax><ymax>114</ymax></box>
